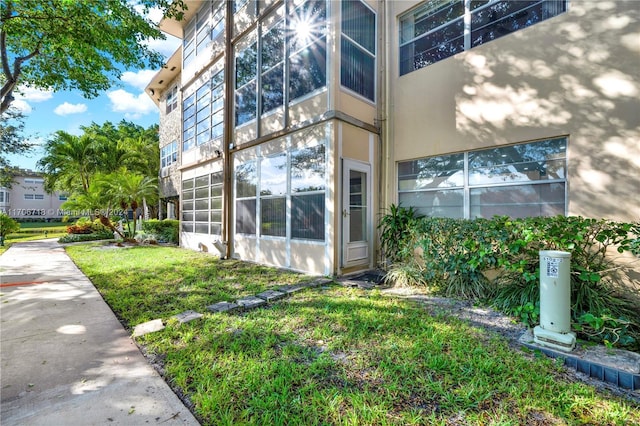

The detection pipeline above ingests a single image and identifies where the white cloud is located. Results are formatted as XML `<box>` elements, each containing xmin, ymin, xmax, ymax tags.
<box><xmin>9</xmin><ymin>85</ymin><xmax>53</xmax><ymax>113</ymax></box>
<box><xmin>54</xmin><ymin>102</ymin><xmax>88</xmax><ymax>116</ymax></box>
<box><xmin>10</xmin><ymin>99</ymin><xmax>32</xmax><ymax>114</ymax></box>
<box><xmin>121</xmin><ymin>70</ymin><xmax>159</xmax><ymax>90</ymax></box>
<box><xmin>15</xmin><ymin>86</ymin><xmax>54</xmax><ymax>102</ymax></box>
<box><xmin>107</xmin><ymin>89</ymin><xmax>156</xmax><ymax>119</ymax></box>
<box><xmin>145</xmin><ymin>34</ymin><xmax>182</xmax><ymax>60</ymax></box>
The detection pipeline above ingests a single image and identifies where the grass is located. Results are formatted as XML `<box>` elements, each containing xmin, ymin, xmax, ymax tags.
<box><xmin>0</xmin><ymin>222</ymin><xmax>68</xmax><ymax>254</ymax></box>
<box><xmin>65</xmin><ymin>243</ymin><xmax>640</xmax><ymax>426</ymax></box>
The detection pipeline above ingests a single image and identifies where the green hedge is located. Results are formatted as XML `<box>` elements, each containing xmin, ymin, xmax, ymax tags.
<box><xmin>379</xmin><ymin>207</ymin><xmax>640</xmax><ymax>350</ymax></box>
<box><xmin>58</xmin><ymin>231</ymin><xmax>114</xmax><ymax>243</ymax></box>
<box><xmin>141</xmin><ymin>219</ymin><xmax>179</xmax><ymax>244</ymax></box>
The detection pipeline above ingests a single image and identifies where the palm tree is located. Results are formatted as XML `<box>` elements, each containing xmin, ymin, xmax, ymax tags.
<box><xmin>104</xmin><ymin>170</ymin><xmax>158</xmax><ymax>237</ymax></box>
<box><xmin>38</xmin><ymin>131</ymin><xmax>96</xmax><ymax>194</ymax></box>
<box><xmin>60</xmin><ymin>177</ymin><xmax>126</xmax><ymax>239</ymax></box>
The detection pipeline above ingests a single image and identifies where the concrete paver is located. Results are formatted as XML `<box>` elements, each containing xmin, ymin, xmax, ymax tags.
<box><xmin>0</xmin><ymin>239</ymin><xmax>199</xmax><ymax>426</ymax></box>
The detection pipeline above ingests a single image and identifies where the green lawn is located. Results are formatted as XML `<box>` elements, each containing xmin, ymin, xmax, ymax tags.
<box><xmin>65</xmin><ymin>243</ymin><xmax>640</xmax><ymax>426</ymax></box>
<box><xmin>0</xmin><ymin>222</ymin><xmax>68</xmax><ymax>254</ymax></box>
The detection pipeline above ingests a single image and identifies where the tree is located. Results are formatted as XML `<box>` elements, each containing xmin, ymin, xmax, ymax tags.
<box><xmin>0</xmin><ymin>0</ymin><xmax>187</xmax><ymax>114</ymax></box>
<box><xmin>105</xmin><ymin>171</ymin><xmax>158</xmax><ymax>237</ymax></box>
<box><xmin>0</xmin><ymin>212</ymin><xmax>20</xmax><ymax>244</ymax></box>
<box><xmin>38</xmin><ymin>131</ymin><xmax>96</xmax><ymax>194</ymax></box>
<box><xmin>0</xmin><ymin>109</ymin><xmax>32</xmax><ymax>187</ymax></box>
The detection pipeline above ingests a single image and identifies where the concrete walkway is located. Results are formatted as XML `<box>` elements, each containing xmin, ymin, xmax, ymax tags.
<box><xmin>0</xmin><ymin>239</ymin><xmax>199</xmax><ymax>426</ymax></box>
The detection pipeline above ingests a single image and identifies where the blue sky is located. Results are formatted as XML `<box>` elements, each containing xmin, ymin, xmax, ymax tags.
<box><xmin>7</xmin><ymin>11</ymin><xmax>181</xmax><ymax>172</ymax></box>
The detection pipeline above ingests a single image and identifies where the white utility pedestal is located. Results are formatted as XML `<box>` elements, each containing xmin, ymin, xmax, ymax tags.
<box><xmin>533</xmin><ymin>250</ymin><xmax>576</xmax><ymax>352</ymax></box>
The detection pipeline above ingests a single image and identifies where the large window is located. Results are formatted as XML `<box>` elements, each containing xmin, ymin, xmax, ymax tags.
<box><xmin>288</xmin><ymin>0</ymin><xmax>327</xmax><ymax>102</ymax></box>
<box><xmin>234</xmin><ymin>139</ymin><xmax>326</xmax><ymax>241</ymax></box>
<box><xmin>184</xmin><ymin>63</ymin><xmax>224</xmax><ymax>152</ymax></box>
<box><xmin>341</xmin><ymin>0</ymin><xmax>376</xmax><ymax>102</ymax></box>
<box><xmin>400</xmin><ymin>0</ymin><xmax>567</xmax><ymax>75</ymax></box>
<box><xmin>182</xmin><ymin>173</ymin><xmax>223</xmax><ymax>235</ymax></box>
<box><xmin>161</xmin><ymin>141</ymin><xmax>178</xmax><ymax>168</ymax></box>
<box><xmin>183</xmin><ymin>1</ymin><xmax>226</xmax><ymax>69</ymax></box>
<box><xmin>398</xmin><ymin>137</ymin><xmax>567</xmax><ymax>219</ymax></box>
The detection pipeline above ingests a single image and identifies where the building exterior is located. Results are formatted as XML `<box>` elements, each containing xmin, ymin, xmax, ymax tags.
<box><xmin>147</xmin><ymin>0</ymin><xmax>640</xmax><ymax>276</ymax></box>
<box><xmin>0</xmin><ymin>170</ymin><xmax>67</xmax><ymax>220</ymax></box>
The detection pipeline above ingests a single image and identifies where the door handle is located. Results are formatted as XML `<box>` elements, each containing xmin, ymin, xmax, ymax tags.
<box><xmin>343</xmin><ymin>209</ymin><xmax>349</xmax><ymax>218</ymax></box>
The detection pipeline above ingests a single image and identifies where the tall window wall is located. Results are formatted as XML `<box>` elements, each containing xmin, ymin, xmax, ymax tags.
<box><xmin>398</xmin><ymin>137</ymin><xmax>567</xmax><ymax>219</ymax></box>
<box><xmin>234</xmin><ymin>0</ymin><xmax>327</xmax><ymax>129</ymax></box>
<box><xmin>341</xmin><ymin>0</ymin><xmax>376</xmax><ymax>102</ymax></box>
<box><xmin>183</xmin><ymin>62</ymin><xmax>225</xmax><ymax>152</ymax></box>
<box><xmin>400</xmin><ymin>0</ymin><xmax>567</xmax><ymax>75</ymax></box>
<box><xmin>183</xmin><ymin>1</ymin><xmax>226</xmax><ymax>70</ymax></box>
<box><xmin>234</xmin><ymin>139</ymin><xmax>326</xmax><ymax>241</ymax></box>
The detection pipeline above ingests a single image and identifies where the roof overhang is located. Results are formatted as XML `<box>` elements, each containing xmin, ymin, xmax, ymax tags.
<box><xmin>158</xmin><ymin>0</ymin><xmax>202</xmax><ymax>38</ymax></box>
<box><xmin>145</xmin><ymin>46</ymin><xmax>182</xmax><ymax>106</ymax></box>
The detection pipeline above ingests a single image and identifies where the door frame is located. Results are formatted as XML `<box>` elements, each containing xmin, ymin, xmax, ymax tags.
<box><xmin>341</xmin><ymin>158</ymin><xmax>373</xmax><ymax>269</ymax></box>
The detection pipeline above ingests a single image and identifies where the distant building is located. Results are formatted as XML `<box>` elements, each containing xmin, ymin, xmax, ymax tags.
<box><xmin>146</xmin><ymin>0</ymin><xmax>639</xmax><ymax>276</ymax></box>
<box><xmin>0</xmin><ymin>170</ymin><xmax>67</xmax><ymax>220</ymax></box>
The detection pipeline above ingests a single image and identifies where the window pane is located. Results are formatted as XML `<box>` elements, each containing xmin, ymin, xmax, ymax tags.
<box><xmin>399</xmin><ymin>189</ymin><xmax>464</xmax><ymax>218</ymax></box>
<box><xmin>292</xmin><ymin>193</ymin><xmax>325</xmax><ymax>240</ymax></box>
<box><xmin>182</xmin><ymin>211</ymin><xmax>194</xmax><ymax>221</ymax></box>
<box><xmin>261</xmin><ymin>197</ymin><xmax>286</xmax><ymax>237</ymax></box>
<box><xmin>261</xmin><ymin>64</ymin><xmax>284</xmax><ymax>114</ymax></box>
<box><xmin>341</xmin><ymin>39</ymin><xmax>375</xmax><ymax>101</ymax></box>
<box><xmin>195</xmin><ymin>187</ymin><xmax>209</xmax><ymax>199</ymax></box>
<box><xmin>236</xmin><ymin>161</ymin><xmax>257</xmax><ymax>198</ymax></box>
<box><xmin>470</xmin><ymin>183</ymin><xmax>565</xmax><ymax>219</ymax></box>
<box><xmin>195</xmin><ymin>199</ymin><xmax>209</xmax><ymax>210</ymax></box>
<box><xmin>289</xmin><ymin>1</ymin><xmax>327</xmax><ymax>52</ymax></box>
<box><xmin>260</xmin><ymin>153</ymin><xmax>287</xmax><ymax>196</ymax></box>
<box><xmin>195</xmin><ymin>175</ymin><xmax>209</xmax><ymax>188</ymax></box>
<box><xmin>291</xmin><ymin>144</ymin><xmax>325</xmax><ymax>192</ymax></box>
<box><xmin>469</xmin><ymin>138</ymin><xmax>566</xmax><ymax>185</ymax></box>
<box><xmin>236</xmin><ymin>82</ymin><xmax>256</xmax><ymax>125</ymax></box>
<box><xmin>181</xmin><ymin>222</ymin><xmax>194</xmax><ymax>232</ymax></box>
<box><xmin>289</xmin><ymin>42</ymin><xmax>326</xmax><ymax>100</ymax></box>
<box><xmin>236</xmin><ymin>42</ymin><xmax>257</xmax><ymax>88</ymax></box>
<box><xmin>195</xmin><ymin>211</ymin><xmax>209</xmax><ymax>221</ymax></box>
<box><xmin>236</xmin><ymin>199</ymin><xmax>256</xmax><ymax>234</ymax></box>
<box><xmin>398</xmin><ymin>154</ymin><xmax>464</xmax><ymax>190</ymax></box>
<box><xmin>342</xmin><ymin>0</ymin><xmax>375</xmax><ymax>54</ymax></box>
<box><xmin>471</xmin><ymin>1</ymin><xmax>566</xmax><ymax>47</ymax></box>
<box><xmin>400</xmin><ymin>19</ymin><xmax>464</xmax><ymax>75</ymax></box>
<box><xmin>195</xmin><ymin>222</ymin><xmax>209</xmax><ymax>234</ymax></box>
<box><xmin>262</xmin><ymin>21</ymin><xmax>285</xmax><ymax>72</ymax></box>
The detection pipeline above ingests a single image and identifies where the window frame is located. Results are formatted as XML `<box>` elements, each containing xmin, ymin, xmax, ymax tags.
<box><xmin>340</xmin><ymin>0</ymin><xmax>377</xmax><ymax>102</ymax></box>
<box><xmin>399</xmin><ymin>0</ymin><xmax>567</xmax><ymax>75</ymax></box>
<box><xmin>397</xmin><ymin>137</ymin><xmax>568</xmax><ymax>219</ymax></box>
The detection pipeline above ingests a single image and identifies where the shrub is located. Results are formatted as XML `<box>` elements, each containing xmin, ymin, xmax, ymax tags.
<box><xmin>0</xmin><ymin>213</ymin><xmax>20</xmax><ymax>238</ymax></box>
<box><xmin>58</xmin><ymin>230</ymin><xmax>114</xmax><ymax>243</ymax></box>
<box><xmin>379</xmin><ymin>213</ymin><xmax>640</xmax><ymax>350</ymax></box>
<box><xmin>141</xmin><ymin>219</ymin><xmax>179</xmax><ymax>244</ymax></box>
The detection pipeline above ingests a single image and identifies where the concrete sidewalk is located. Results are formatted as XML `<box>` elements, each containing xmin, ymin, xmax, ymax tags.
<box><xmin>0</xmin><ymin>239</ymin><xmax>199</xmax><ymax>425</ymax></box>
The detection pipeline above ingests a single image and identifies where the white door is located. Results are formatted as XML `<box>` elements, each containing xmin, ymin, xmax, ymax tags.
<box><xmin>342</xmin><ymin>159</ymin><xmax>371</xmax><ymax>267</ymax></box>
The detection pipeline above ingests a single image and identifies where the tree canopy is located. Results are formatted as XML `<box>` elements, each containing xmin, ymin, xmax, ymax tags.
<box><xmin>0</xmin><ymin>109</ymin><xmax>32</xmax><ymax>187</ymax></box>
<box><xmin>0</xmin><ymin>0</ymin><xmax>186</xmax><ymax>114</ymax></box>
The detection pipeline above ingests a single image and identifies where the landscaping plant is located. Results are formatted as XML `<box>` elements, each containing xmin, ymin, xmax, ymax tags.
<box><xmin>379</xmin><ymin>209</ymin><xmax>640</xmax><ymax>350</ymax></box>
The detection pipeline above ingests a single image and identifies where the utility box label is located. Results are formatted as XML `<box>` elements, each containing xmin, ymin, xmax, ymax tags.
<box><xmin>544</xmin><ymin>257</ymin><xmax>562</xmax><ymax>278</ymax></box>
